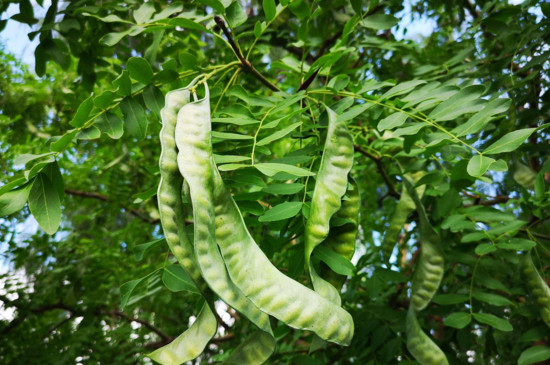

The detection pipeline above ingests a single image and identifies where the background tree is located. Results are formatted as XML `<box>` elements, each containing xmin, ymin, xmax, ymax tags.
<box><xmin>0</xmin><ymin>0</ymin><xmax>549</xmax><ymax>364</ymax></box>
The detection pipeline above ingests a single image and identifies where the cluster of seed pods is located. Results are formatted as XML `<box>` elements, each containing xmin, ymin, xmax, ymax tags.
<box><xmin>151</xmin><ymin>79</ymin><xmax>356</xmax><ymax>364</ymax></box>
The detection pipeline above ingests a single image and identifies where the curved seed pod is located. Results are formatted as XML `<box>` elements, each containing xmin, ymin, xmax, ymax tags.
<box><xmin>381</xmin><ymin>172</ymin><xmax>425</xmax><ymax>263</ymax></box>
<box><xmin>304</xmin><ymin>106</ymin><xmax>354</xmax><ymax>305</ymax></box>
<box><xmin>406</xmin><ymin>306</ymin><xmax>449</xmax><ymax>365</ymax></box>
<box><xmin>403</xmin><ymin>178</ymin><xmax>444</xmax><ymax>311</ymax></box>
<box><xmin>210</xmin><ymin>146</ymin><xmax>354</xmax><ymax>345</ymax></box>
<box><xmin>158</xmin><ymin>79</ymin><xmax>203</xmax><ymax>286</ymax></box>
<box><xmin>521</xmin><ymin>250</ymin><xmax>550</xmax><ymax>327</ymax></box>
<box><xmin>147</xmin><ymin>303</ymin><xmax>217</xmax><ymax>365</ymax></box>
<box><xmin>322</xmin><ymin>178</ymin><xmax>360</xmax><ymax>290</ymax></box>
<box><xmin>174</xmin><ymin>82</ymin><xmax>275</xmax><ymax>364</ymax></box>
<box><xmin>153</xmin><ymin>79</ymin><xmax>218</xmax><ymax>365</ymax></box>
<box><xmin>381</xmin><ymin>188</ymin><xmax>414</xmax><ymax>263</ymax></box>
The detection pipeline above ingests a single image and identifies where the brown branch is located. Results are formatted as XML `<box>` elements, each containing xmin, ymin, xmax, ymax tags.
<box><xmin>462</xmin><ymin>192</ymin><xmax>512</xmax><ymax>207</ymax></box>
<box><xmin>64</xmin><ymin>188</ymin><xmax>161</xmax><ymax>224</ymax></box>
<box><xmin>354</xmin><ymin>145</ymin><xmax>399</xmax><ymax>198</ymax></box>
<box><xmin>107</xmin><ymin>310</ymin><xmax>172</xmax><ymax>343</ymax></box>
<box><xmin>213</xmin><ymin>16</ymin><xmax>280</xmax><ymax>92</ymax></box>
<box><xmin>297</xmin><ymin>68</ymin><xmax>320</xmax><ymax>92</ymax></box>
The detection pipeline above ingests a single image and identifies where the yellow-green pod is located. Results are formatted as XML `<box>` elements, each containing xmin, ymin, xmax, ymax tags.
<box><xmin>304</xmin><ymin>106</ymin><xmax>354</xmax><ymax>305</ymax></box>
<box><xmin>152</xmin><ymin>79</ymin><xmax>217</xmax><ymax>365</ymax></box>
<box><xmin>521</xmin><ymin>251</ymin><xmax>550</xmax><ymax>327</ymax></box>
<box><xmin>406</xmin><ymin>306</ymin><xmax>449</xmax><ymax>365</ymax></box>
<box><xmin>174</xmin><ymin>82</ymin><xmax>274</xmax><ymax>364</ymax></box>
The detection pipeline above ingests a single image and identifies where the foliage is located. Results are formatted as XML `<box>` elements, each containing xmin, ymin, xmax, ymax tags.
<box><xmin>1</xmin><ymin>0</ymin><xmax>549</xmax><ymax>364</ymax></box>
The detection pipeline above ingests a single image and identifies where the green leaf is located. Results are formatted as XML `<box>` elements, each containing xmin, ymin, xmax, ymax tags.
<box><xmin>428</xmin><ymin>85</ymin><xmax>485</xmax><ymax>122</ymax></box>
<box><xmin>432</xmin><ymin>294</ymin><xmax>469</xmax><ymax>305</ymax></box>
<box><xmin>126</xmin><ymin>57</ymin><xmax>154</xmax><ymax>85</ymax></box>
<box><xmin>262</xmin><ymin>183</ymin><xmax>304</xmax><ymax>195</ymax></box>
<box><xmin>218</xmin><ymin>163</ymin><xmax>248</xmax><ymax>171</ymax></box>
<box><xmin>211</xmin><ymin>131</ymin><xmax>253</xmax><ymax>140</ymax></box>
<box><xmin>473</xmin><ymin>313</ymin><xmax>513</xmax><ymax>331</ymax></box>
<box><xmin>13</xmin><ymin>152</ymin><xmax>55</xmax><ymax>166</ymax></box>
<box><xmin>152</xmin><ymin>2</ymin><xmax>184</xmax><ymax>21</ymax></box>
<box><xmin>444</xmin><ymin>312</ymin><xmax>471</xmax><ymax>329</ymax></box>
<box><xmin>263</xmin><ymin>0</ymin><xmax>276</xmax><ymax>21</ymax></box>
<box><xmin>143</xmin><ymin>85</ymin><xmax>164</xmax><ymax>118</ymax></box>
<box><xmin>467</xmin><ymin>155</ymin><xmax>496</xmax><ymax>177</ymax></box>
<box><xmin>258</xmin><ymin>201</ymin><xmax>303</xmax><ymax>222</ymax></box>
<box><xmin>134</xmin><ymin>238</ymin><xmax>165</xmax><ymax>261</ymax></box>
<box><xmin>0</xmin><ymin>183</ymin><xmax>32</xmax><ymax>216</ymax></box>
<box><xmin>257</xmin><ymin>122</ymin><xmax>302</xmax><ymax>146</ymax></box>
<box><xmin>42</xmin><ymin>161</ymin><xmax>64</xmax><ymax>200</ymax></box>
<box><xmin>50</xmin><ymin>130</ymin><xmax>78</xmax><ymax>152</ymax></box>
<box><xmin>94</xmin><ymin>90</ymin><xmax>116</xmax><ymax>109</ymax></box>
<box><xmin>518</xmin><ymin>346</ymin><xmax>550</xmax><ymax>365</ymax></box>
<box><xmin>119</xmin><ymin>270</ymin><xmax>157</xmax><ymax>308</ymax></box>
<box><xmin>70</xmin><ymin>96</ymin><xmax>94</xmax><ymax>127</ymax></box>
<box><xmin>28</xmin><ymin>173</ymin><xmax>61</xmax><ymax>235</ymax></box>
<box><xmin>381</xmin><ymin>80</ymin><xmax>426</xmax><ymax>100</ymax></box>
<box><xmin>113</xmin><ymin>70</ymin><xmax>132</xmax><ymax>96</ymax></box>
<box><xmin>452</xmin><ymin>98</ymin><xmax>511</xmax><ymax>137</ymax></box>
<box><xmin>313</xmin><ymin>245</ymin><xmax>355</xmax><ymax>276</ymax></box>
<box><xmin>133</xmin><ymin>2</ymin><xmax>156</xmax><ymax>24</ymax></box>
<box><xmin>495</xmin><ymin>238</ymin><xmax>536</xmax><ymax>251</ymax></box>
<box><xmin>475</xmin><ymin>244</ymin><xmax>496</xmax><ymax>255</ymax></box>
<box><xmin>378</xmin><ymin>112</ymin><xmax>408</xmax><ymax>131</ymax></box>
<box><xmin>120</xmin><ymin>97</ymin><xmax>148</xmax><ymax>140</ymax></box>
<box><xmin>484</xmin><ymin>128</ymin><xmax>536</xmax><ymax>155</ymax></box>
<box><xmin>255</xmin><ymin>163</ymin><xmax>315</xmax><ymax>177</ymax></box>
<box><xmin>196</xmin><ymin>0</ymin><xmax>225</xmax><ymax>13</ymax></box>
<box><xmin>95</xmin><ymin>113</ymin><xmax>124</xmax><ymax>139</ymax></box>
<box><xmin>472</xmin><ymin>292</ymin><xmax>514</xmax><ymax>307</ymax></box>
<box><xmin>213</xmin><ymin>155</ymin><xmax>251</xmax><ymax>164</ymax></box>
<box><xmin>361</xmin><ymin>14</ymin><xmax>398</xmax><ymax>30</ymax></box>
<box><xmin>226</xmin><ymin>1</ymin><xmax>247</xmax><ymax>27</ymax></box>
<box><xmin>162</xmin><ymin>264</ymin><xmax>199</xmax><ymax>293</ymax></box>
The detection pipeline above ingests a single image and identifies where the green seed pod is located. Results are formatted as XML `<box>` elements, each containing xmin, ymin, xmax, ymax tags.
<box><xmin>305</xmin><ymin>106</ymin><xmax>354</xmax><ymax>305</ymax></box>
<box><xmin>174</xmin><ymin>82</ymin><xmax>275</xmax><ymax>364</ymax></box>
<box><xmin>406</xmin><ymin>306</ymin><xmax>449</xmax><ymax>365</ymax></box>
<box><xmin>403</xmin><ymin>178</ymin><xmax>444</xmax><ymax>311</ymax></box>
<box><xmin>322</xmin><ymin>178</ymin><xmax>360</xmax><ymax>290</ymax></box>
<box><xmin>521</xmin><ymin>251</ymin><xmax>550</xmax><ymax>327</ymax></box>
<box><xmin>152</xmin><ymin>79</ymin><xmax>217</xmax><ymax>365</ymax></box>
<box><xmin>190</xmin><ymin>93</ymin><xmax>354</xmax><ymax>346</ymax></box>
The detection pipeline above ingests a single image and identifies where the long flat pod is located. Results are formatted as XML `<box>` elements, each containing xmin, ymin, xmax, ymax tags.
<box><xmin>322</xmin><ymin>178</ymin><xmax>360</xmax><ymax>290</ymax></box>
<box><xmin>406</xmin><ymin>306</ymin><xmax>449</xmax><ymax>365</ymax></box>
<box><xmin>148</xmin><ymin>303</ymin><xmax>217</xmax><ymax>365</ymax></box>
<box><xmin>174</xmin><ymin>82</ymin><xmax>275</xmax><ymax>364</ymax></box>
<box><xmin>304</xmin><ymin>107</ymin><xmax>354</xmax><ymax>305</ymax></box>
<box><xmin>153</xmin><ymin>79</ymin><xmax>217</xmax><ymax>365</ymax></box>
<box><xmin>210</xmin><ymin>145</ymin><xmax>354</xmax><ymax>344</ymax></box>
<box><xmin>403</xmin><ymin>177</ymin><xmax>444</xmax><ymax>311</ymax></box>
<box><xmin>521</xmin><ymin>250</ymin><xmax>550</xmax><ymax>327</ymax></box>
<box><xmin>381</xmin><ymin>172</ymin><xmax>425</xmax><ymax>263</ymax></box>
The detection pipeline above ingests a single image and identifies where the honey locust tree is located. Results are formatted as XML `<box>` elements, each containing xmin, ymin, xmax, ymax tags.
<box><xmin>0</xmin><ymin>1</ymin><xmax>549</xmax><ymax>364</ymax></box>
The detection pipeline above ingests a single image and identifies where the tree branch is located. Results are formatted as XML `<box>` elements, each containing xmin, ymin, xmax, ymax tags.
<box><xmin>64</xmin><ymin>188</ymin><xmax>161</xmax><ymax>224</ymax></box>
<box><xmin>354</xmin><ymin>145</ymin><xmax>399</xmax><ymax>198</ymax></box>
<box><xmin>214</xmin><ymin>16</ymin><xmax>280</xmax><ymax>92</ymax></box>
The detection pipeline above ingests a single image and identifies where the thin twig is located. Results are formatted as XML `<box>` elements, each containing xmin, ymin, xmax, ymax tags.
<box><xmin>354</xmin><ymin>145</ymin><xmax>399</xmax><ymax>198</ymax></box>
<box><xmin>213</xmin><ymin>16</ymin><xmax>280</xmax><ymax>91</ymax></box>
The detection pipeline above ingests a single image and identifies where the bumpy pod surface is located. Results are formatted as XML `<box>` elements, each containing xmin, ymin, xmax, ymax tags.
<box><xmin>174</xmin><ymin>83</ymin><xmax>274</xmax><ymax>364</ymax></box>
<box><xmin>406</xmin><ymin>306</ymin><xmax>449</xmax><ymax>365</ymax></box>
<box><xmin>381</xmin><ymin>172</ymin><xmax>425</xmax><ymax>263</ymax></box>
<box><xmin>521</xmin><ymin>251</ymin><xmax>550</xmax><ymax>327</ymax></box>
<box><xmin>204</xmin><ymin>111</ymin><xmax>354</xmax><ymax>346</ymax></box>
<box><xmin>148</xmin><ymin>303</ymin><xmax>217</xmax><ymax>365</ymax></box>
<box><xmin>151</xmin><ymin>80</ymin><xmax>217</xmax><ymax>365</ymax></box>
<box><xmin>404</xmin><ymin>178</ymin><xmax>444</xmax><ymax>311</ymax></box>
<box><xmin>322</xmin><ymin>178</ymin><xmax>360</xmax><ymax>290</ymax></box>
<box><xmin>304</xmin><ymin>107</ymin><xmax>354</xmax><ymax>305</ymax></box>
